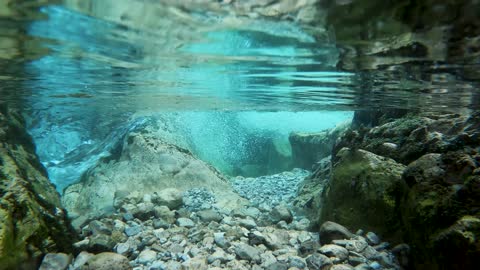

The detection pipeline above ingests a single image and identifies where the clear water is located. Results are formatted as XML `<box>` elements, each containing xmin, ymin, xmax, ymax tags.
<box><xmin>0</xmin><ymin>1</ymin><xmax>478</xmax><ymax>190</ymax></box>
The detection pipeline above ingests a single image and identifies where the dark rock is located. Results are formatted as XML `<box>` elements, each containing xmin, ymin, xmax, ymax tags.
<box><xmin>320</xmin><ymin>148</ymin><xmax>406</xmax><ymax>239</ymax></box>
<box><xmin>197</xmin><ymin>209</ymin><xmax>223</xmax><ymax>223</ymax></box>
<box><xmin>89</xmin><ymin>220</ymin><xmax>112</xmax><ymax>235</ymax></box>
<box><xmin>365</xmin><ymin>232</ymin><xmax>380</xmax><ymax>245</ymax></box>
<box><xmin>88</xmin><ymin>234</ymin><xmax>114</xmax><ymax>253</ymax></box>
<box><xmin>319</xmin><ymin>221</ymin><xmax>354</xmax><ymax>245</ymax></box>
<box><xmin>0</xmin><ymin>107</ymin><xmax>76</xmax><ymax>268</ymax></box>
<box><xmin>306</xmin><ymin>253</ymin><xmax>333</xmax><ymax>270</ymax></box>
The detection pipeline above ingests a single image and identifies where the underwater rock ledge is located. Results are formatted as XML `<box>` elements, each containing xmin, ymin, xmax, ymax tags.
<box><xmin>0</xmin><ymin>105</ymin><xmax>76</xmax><ymax>269</ymax></box>
<box><xmin>313</xmin><ymin>110</ymin><xmax>480</xmax><ymax>270</ymax></box>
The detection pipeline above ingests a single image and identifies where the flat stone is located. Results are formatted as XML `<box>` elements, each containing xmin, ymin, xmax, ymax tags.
<box><xmin>238</xmin><ymin>219</ymin><xmax>257</xmax><ymax>229</ymax></box>
<box><xmin>331</xmin><ymin>264</ymin><xmax>354</xmax><ymax>270</ymax></box>
<box><xmin>288</xmin><ymin>256</ymin><xmax>306</xmax><ymax>269</ymax></box>
<box><xmin>234</xmin><ymin>243</ymin><xmax>261</xmax><ymax>263</ymax></box>
<box><xmin>319</xmin><ymin>244</ymin><xmax>349</xmax><ymax>262</ymax></box>
<box><xmin>71</xmin><ymin>251</ymin><xmax>94</xmax><ymax>269</ymax></box>
<box><xmin>84</xmin><ymin>252</ymin><xmax>131</xmax><ymax>270</ymax></box>
<box><xmin>319</xmin><ymin>221</ymin><xmax>353</xmax><ymax>245</ymax></box>
<box><xmin>125</xmin><ymin>225</ymin><xmax>142</xmax><ymax>236</ymax></box>
<box><xmin>138</xmin><ymin>249</ymin><xmax>157</xmax><ymax>264</ymax></box>
<box><xmin>176</xmin><ymin>218</ymin><xmax>195</xmax><ymax>228</ymax></box>
<box><xmin>197</xmin><ymin>209</ymin><xmax>223</xmax><ymax>223</ymax></box>
<box><xmin>39</xmin><ymin>253</ymin><xmax>72</xmax><ymax>270</ymax></box>
<box><xmin>305</xmin><ymin>253</ymin><xmax>332</xmax><ymax>270</ymax></box>
<box><xmin>265</xmin><ymin>262</ymin><xmax>288</xmax><ymax>270</ymax></box>
<box><xmin>208</xmin><ymin>249</ymin><xmax>229</xmax><ymax>264</ymax></box>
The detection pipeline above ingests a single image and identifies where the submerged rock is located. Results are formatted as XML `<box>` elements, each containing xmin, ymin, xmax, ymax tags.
<box><xmin>319</xmin><ymin>221</ymin><xmax>354</xmax><ymax>245</ymax></box>
<box><xmin>0</xmin><ymin>107</ymin><xmax>76</xmax><ymax>268</ymax></box>
<box><xmin>83</xmin><ymin>252</ymin><xmax>131</xmax><ymax>270</ymax></box>
<box><xmin>39</xmin><ymin>253</ymin><xmax>72</xmax><ymax>270</ymax></box>
<box><xmin>62</xmin><ymin>130</ymin><xmax>247</xmax><ymax>228</ymax></box>
<box><xmin>321</xmin><ymin>148</ymin><xmax>407</xmax><ymax>238</ymax></box>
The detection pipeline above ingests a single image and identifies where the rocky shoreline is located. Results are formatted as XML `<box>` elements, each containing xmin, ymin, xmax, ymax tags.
<box><xmin>40</xmin><ymin>186</ymin><xmax>405</xmax><ymax>270</ymax></box>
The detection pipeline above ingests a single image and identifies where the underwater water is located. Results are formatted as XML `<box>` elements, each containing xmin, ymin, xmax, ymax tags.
<box><xmin>0</xmin><ymin>0</ymin><xmax>479</xmax><ymax>269</ymax></box>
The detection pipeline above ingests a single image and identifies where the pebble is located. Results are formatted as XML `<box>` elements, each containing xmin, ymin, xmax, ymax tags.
<box><xmin>176</xmin><ymin>218</ymin><xmax>195</xmax><ymax>228</ymax></box>
<box><xmin>138</xmin><ymin>249</ymin><xmax>157</xmax><ymax>264</ymax></box>
<box><xmin>68</xmin><ymin>187</ymin><xmax>404</xmax><ymax>270</ymax></box>
<box><xmin>366</xmin><ymin>232</ymin><xmax>380</xmax><ymax>245</ymax></box>
<box><xmin>125</xmin><ymin>225</ymin><xmax>142</xmax><ymax>236</ymax></box>
<box><xmin>39</xmin><ymin>253</ymin><xmax>72</xmax><ymax>270</ymax></box>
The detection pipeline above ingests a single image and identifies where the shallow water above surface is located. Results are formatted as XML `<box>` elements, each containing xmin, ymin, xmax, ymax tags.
<box><xmin>0</xmin><ymin>1</ymin><xmax>479</xmax><ymax>189</ymax></box>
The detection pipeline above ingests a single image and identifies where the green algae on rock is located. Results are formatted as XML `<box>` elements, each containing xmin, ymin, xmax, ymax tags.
<box><xmin>0</xmin><ymin>106</ymin><xmax>76</xmax><ymax>268</ymax></box>
<box><xmin>321</xmin><ymin>148</ymin><xmax>407</xmax><ymax>240</ymax></box>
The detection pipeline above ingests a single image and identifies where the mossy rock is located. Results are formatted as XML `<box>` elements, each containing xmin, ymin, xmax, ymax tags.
<box><xmin>0</xmin><ymin>106</ymin><xmax>76</xmax><ymax>268</ymax></box>
<box><xmin>320</xmin><ymin>148</ymin><xmax>406</xmax><ymax>240</ymax></box>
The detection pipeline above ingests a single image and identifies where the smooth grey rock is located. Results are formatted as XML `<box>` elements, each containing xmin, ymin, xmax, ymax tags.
<box><xmin>373</xmin><ymin>242</ymin><xmax>389</xmax><ymax>251</ymax></box>
<box><xmin>149</xmin><ymin>260</ymin><xmax>166</xmax><ymax>270</ymax></box>
<box><xmin>331</xmin><ymin>264</ymin><xmax>354</xmax><ymax>270</ymax></box>
<box><xmin>116</xmin><ymin>243</ymin><xmax>130</xmax><ymax>255</ymax></box>
<box><xmin>154</xmin><ymin>188</ymin><xmax>183</xmax><ymax>210</ymax></box>
<box><xmin>39</xmin><ymin>253</ymin><xmax>72</xmax><ymax>270</ymax></box>
<box><xmin>234</xmin><ymin>243</ymin><xmax>261</xmax><ymax>263</ymax></box>
<box><xmin>270</xmin><ymin>205</ymin><xmax>293</xmax><ymax>223</ymax></box>
<box><xmin>125</xmin><ymin>225</ymin><xmax>142</xmax><ymax>236</ymax></box>
<box><xmin>84</xmin><ymin>252</ymin><xmax>131</xmax><ymax>270</ymax></box>
<box><xmin>71</xmin><ymin>251</ymin><xmax>94</xmax><ymax>270</ymax></box>
<box><xmin>305</xmin><ymin>253</ymin><xmax>332</xmax><ymax>270</ymax></box>
<box><xmin>207</xmin><ymin>249</ymin><xmax>229</xmax><ymax>264</ymax></box>
<box><xmin>238</xmin><ymin>219</ymin><xmax>257</xmax><ymax>229</ymax></box>
<box><xmin>176</xmin><ymin>218</ymin><xmax>195</xmax><ymax>228</ymax></box>
<box><xmin>138</xmin><ymin>249</ymin><xmax>157</xmax><ymax>264</ymax></box>
<box><xmin>214</xmin><ymin>232</ymin><xmax>228</xmax><ymax>248</ymax></box>
<box><xmin>265</xmin><ymin>262</ymin><xmax>288</xmax><ymax>270</ymax></box>
<box><xmin>319</xmin><ymin>221</ymin><xmax>354</xmax><ymax>245</ymax></box>
<box><xmin>319</xmin><ymin>244</ymin><xmax>349</xmax><ymax>262</ymax></box>
<box><xmin>289</xmin><ymin>256</ymin><xmax>307</xmax><ymax>269</ymax></box>
<box><xmin>197</xmin><ymin>209</ymin><xmax>223</xmax><ymax>223</ymax></box>
<box><xmin>366</xmin><ymin>231</ymin><xmax>380</xmax><ymax>245</ymax></box>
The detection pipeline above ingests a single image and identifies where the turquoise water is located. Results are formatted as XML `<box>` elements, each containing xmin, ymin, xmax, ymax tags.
<box><xmin>0</xmin><ymin>2</ymin><xmax>478</xmax><ymax>190</ymax></box>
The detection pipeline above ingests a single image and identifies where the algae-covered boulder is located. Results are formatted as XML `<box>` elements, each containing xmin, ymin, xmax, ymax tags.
<box><xmin>63</xmin><ymin>130</ymin><xmax>247</xmax><ymax>228</ymax></box>
<box><xmin>400</xmin><ymin>150</ymin><xmax>480</xmax><ymax>269</ymax></box>
<box><xmin>335</xmin><ymin>113</ymin><xmax>479</xmax><ymax>165</ymax></box>
<box><xmin>321</xmin><ymin>148</ymin><xmax>406</xmax><ymax>238</ymax></box>
<box><xmin>0</xmin><ymin>106</ymin><xmax>75</xmax><ymax>268</ymax></box>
